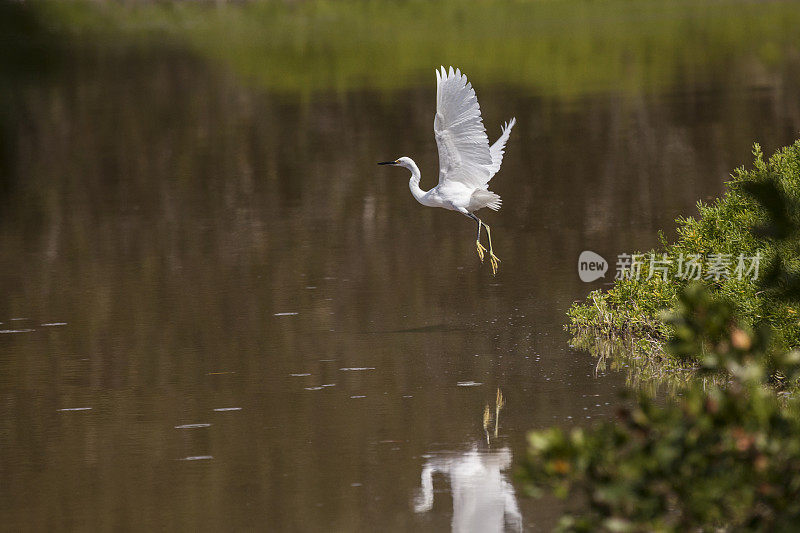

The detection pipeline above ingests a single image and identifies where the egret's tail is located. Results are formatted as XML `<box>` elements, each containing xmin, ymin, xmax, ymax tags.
<box><xmin>486</xmin><ymin>192</ymin><xmax>502</xmax><ymax>211</ymax></box>
<box><xmin>470</xmin><ymin>189</ymin><xmax>502</xmax><ymax>212</ymax></box>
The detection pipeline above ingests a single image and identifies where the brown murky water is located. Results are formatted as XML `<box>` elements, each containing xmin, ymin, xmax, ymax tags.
<box><xmin>1</xmin><ymin>46</ymin><xmax>799</xmax><ymax>531</ymax></box>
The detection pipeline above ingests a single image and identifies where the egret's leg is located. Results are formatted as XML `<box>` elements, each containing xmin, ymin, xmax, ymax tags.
<box><xmin>467</xmin><ymin>212</ymin><xmax>486</xmax><ymax>262</ymax></box>
<box><xmin>475</xmin><ymin>219</ymin><xmax>487</xmax><ymax>262</ymax></box>
<box><xmin>484</xmin><ymin>223</ymin><xmax>501</xmax><ymax>275</ymax></box>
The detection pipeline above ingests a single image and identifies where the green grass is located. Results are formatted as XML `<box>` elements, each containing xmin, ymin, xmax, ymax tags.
<box><xmin>31</xmin><ymin>0</ymin><xmax>800</xmax><ymax>97</ymax></box>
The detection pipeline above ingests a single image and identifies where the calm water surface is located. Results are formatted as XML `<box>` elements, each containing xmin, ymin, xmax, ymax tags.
<box><xmin>2</xmin><ymin>49</ymin><xmax>799</xmax><ymax>531</ymax></box>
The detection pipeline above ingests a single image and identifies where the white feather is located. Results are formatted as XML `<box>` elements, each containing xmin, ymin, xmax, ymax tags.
<box><xmin>434</xmin><ymin>66</ymin><xmax>494</xmax><ymax>189</ymax></box>
<box><xmin>488</xmin><ymin>118</ymin><xmax>516</xmax><ymax>177</ymax></box>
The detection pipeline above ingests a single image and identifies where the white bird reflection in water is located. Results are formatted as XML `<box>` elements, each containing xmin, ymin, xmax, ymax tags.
<box><xmin>413</xmin><ymin>445</ymin><xmax>523</xmax><ymax>533</ymax></box>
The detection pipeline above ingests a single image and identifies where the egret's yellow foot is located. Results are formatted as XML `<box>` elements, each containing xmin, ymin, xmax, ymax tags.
<box><xmin>482</xmin><ymin>224</ymin><xmax>500</xmax><ymax>275</ymax></box>
<box><xmin>476</xmin><ymin>241</ymin><xmax>487</xmax><ymax>262</ymax></box>
<box><xmin>489</xmin><ymin>252</ymin><xmax>501</xmax><ymax>275</ymax></box>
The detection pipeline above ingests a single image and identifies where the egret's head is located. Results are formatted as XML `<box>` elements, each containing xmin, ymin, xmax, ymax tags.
<box><xmin>377</xmin><ymin>157</ymin><xmax>415</xmax><ymax>170</ymax></box>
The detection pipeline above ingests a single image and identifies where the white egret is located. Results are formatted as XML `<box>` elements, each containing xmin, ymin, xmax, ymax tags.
<box><xmin>379</xmin><ymin>66</ymin><xmax>516</xmax><ymax>275</ymax></box>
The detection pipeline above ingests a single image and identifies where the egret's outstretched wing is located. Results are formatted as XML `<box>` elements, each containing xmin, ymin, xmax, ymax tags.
<box><xmin>488</xmin><ymin>117</ymin><xmax>516</xmax><ymax>177</ymax></box>
<box><xmin>434</xmin><ymin>66</ymin><xmax>492</xmax><ymax>188</ymax></box>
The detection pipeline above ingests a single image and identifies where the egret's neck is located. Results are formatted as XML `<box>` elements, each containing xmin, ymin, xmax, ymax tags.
<box><xmin>405</xmin><ymin>160</ymin><xmax>427</xmax><ymax>204</ymax></box>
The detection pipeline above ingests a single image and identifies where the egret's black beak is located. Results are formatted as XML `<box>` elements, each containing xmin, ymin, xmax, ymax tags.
<box><xmin>378</xmin><ymin>161</ymin><xmax>397</xmax><ymax>165</ymax></box>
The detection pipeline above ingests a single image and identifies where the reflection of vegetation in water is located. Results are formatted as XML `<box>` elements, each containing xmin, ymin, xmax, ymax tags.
<box><xmin>570</xmin><ymin>329</ymin><xmax>696</xmax><ymax>395</ymax></box>
<box><xmin>33</xmin><ymin>0</ymin><xmax>800</xmax><ymax>96</ymax></box>
<box><xmin>0</xmin><ymin>0</ymin><xmax>63</xmax><ymax>209</ymax></box>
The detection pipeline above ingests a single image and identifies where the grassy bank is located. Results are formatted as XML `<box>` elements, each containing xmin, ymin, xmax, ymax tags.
<box><xmin>568</xmin><ymin>141</ymin><xmax>800</xmax><ymax>369</ymax></box>
<box><xmin>31</xmin><ymin>0</ymin><xmax>800</xmax><ymax>97</ymax></box>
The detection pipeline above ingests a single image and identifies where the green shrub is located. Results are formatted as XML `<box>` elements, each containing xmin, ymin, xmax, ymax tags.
<box><xmin>523</xmin><ymin>285</ymin><xmax>800</xmax><ymax>531</ymax></box>
<box><xmin>567</xmin><ymin>141</ymin><xmax>800</xmax><ymax>362</ymax></box>
<box><xmin>521</xmin><ymin>147</ymin><xmax>800</xmax><ymax>531</ymax></box>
